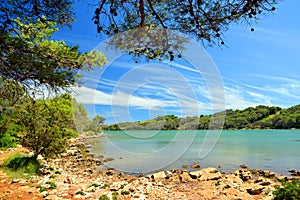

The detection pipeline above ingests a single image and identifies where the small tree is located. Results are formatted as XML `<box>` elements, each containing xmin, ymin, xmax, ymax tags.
<box><xmin>17</xmin><ymin>94</ymin><xmax>78</xmax><ymax>158</ymax></box>
<box><xmin>87</xmin><ymin>115</ymin><xmax>106</xmax><ymax>134</ymax></box>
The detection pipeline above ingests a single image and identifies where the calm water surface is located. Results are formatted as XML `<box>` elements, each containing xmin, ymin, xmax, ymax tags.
<box><xmin>91</xmin><ymin>130</ymin><xmax>300</xmax><ymax>175</ymax></box>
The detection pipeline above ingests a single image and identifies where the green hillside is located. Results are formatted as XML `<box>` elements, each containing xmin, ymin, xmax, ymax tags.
<box><xmin>103</xmin><ymin>105</ymin><xmax>300</xmax><ymax>130</ymax></box>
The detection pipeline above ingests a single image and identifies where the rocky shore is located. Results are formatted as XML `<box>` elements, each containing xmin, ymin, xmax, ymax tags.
<box><xmin>1</xmin><ymin>137</ymin><xmax>300</xmax><ymax>200</ymax></box>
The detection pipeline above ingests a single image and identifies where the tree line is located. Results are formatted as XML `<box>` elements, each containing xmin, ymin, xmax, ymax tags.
<box><xmin>104</xmin><ymin>104</ymin><xmax>300</xmax><ymax>130</ymax></box>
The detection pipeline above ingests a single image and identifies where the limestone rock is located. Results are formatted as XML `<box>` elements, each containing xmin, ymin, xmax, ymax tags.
<box><xmin>189</xmin><ymin>171</ymin><xmax>203</xmax><ymax>179</ymax></box>
<box><xmin>247</xmin><ymin>184</ymin><xmax>264</xmax><ymax>195</ymax></box>
<box><xmin>179</xmin><ymin>172</ymin><xmax>194</xmax><ymax>182</ymax></box>
<box><xmin>191</xmin><ymin>163</ymin><xmax>200</xmax><ymax>169</ymax></box>
<box><xmin>201</xmin><ymin>167</ymin><xmax>218</xmax><ymax>174</ymax></box>
<box><xmin>199</xmin><ymin>172</ymin><xmax>222</xmax><ymax>181</ymax></box>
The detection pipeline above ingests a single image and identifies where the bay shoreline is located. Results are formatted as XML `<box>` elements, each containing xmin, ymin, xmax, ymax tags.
<box><xmin>1</xmin><ymin>136</ymin><xmax>300</xmax><ymax>199</ymax></box>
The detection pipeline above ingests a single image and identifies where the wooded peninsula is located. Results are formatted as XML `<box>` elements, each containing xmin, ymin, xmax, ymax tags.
<box><xmin>103</xmin><ymin>104</ymin><xmax>300</xmax><ymax>130</ymax></box>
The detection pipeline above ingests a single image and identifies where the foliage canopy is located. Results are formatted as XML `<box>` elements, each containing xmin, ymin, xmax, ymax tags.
<box><xmin>93</xmin><ymin>0</ymin><xmax>281</xmax><ymax>60</ymax></box>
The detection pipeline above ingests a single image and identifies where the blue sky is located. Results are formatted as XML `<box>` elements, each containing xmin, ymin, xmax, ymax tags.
<box><xmin>53</xmin><ymin>1</ymin><xmax>300</xmax><ymax>124</ymax></box>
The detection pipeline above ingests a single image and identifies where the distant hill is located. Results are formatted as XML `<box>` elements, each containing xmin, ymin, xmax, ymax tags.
<box><xmin>103</xmin><ymin>105</ymin><xmax>300</xmax><ymax>130</ymax></box>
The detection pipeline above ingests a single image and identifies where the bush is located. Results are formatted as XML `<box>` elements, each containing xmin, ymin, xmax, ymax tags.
<box><xmin>273</xmin><ymin>179</ymin><xmax>300</xmax><ymax>200</ymax></box>
<box><xmin>76</xmin><ymin>191</ymin><xmax>85</xmax><ymax>196</ymax></box>
<box><xmin>121</xmin><ymin>190</ymin><xmax>130</xmax><ymax>195</ymax></box>
<box><xmin>99</xmin><ymin>194</ymin><xmax>109</xmax><ymax>200</ymax></box>
<box><xmin>0</xmin><ymin>152</ymin><xmax>40</xmax><ymax>178</ymax></box>
<box><xmin>46</xmin><ymin>181</ymin><xmax>57</xmax><ymax>189</ymax></box>
<box><xmin>102</xmin><ymin>183</ymin><xmax>110</xmax><ymax>189</ymax></box>
<box><xmin>0</xmin><ymin>130</ymin><xmax>19</xmax><ymax>149</ymax></box>
<box><xmin>112</xmin><ymin>191</ymin><xmax>119</xmax><ymax>200</ymax></box>
<box><xmin>36</xmin><ymin>185</ymin><xmax>47</xmax><ymax>192</ymax></box>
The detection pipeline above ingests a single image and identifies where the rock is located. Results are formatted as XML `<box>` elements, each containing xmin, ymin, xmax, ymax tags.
<box><xmin>84</xmin><ymin>168</ymin><xmax>93</xmax><ymax>174</ymax></box>
<box><xmin>106</xmin><ymin>170</ymin><xmax>114</xmax><ymax>176</ymax></box>
<box><xmin>182</xmin><ymin>164</ymin><xmax>188</xmax><ymax>169</ymax></box>
<box><xmin>201</xmin><ymin>167</ymin><xmax>218</xmax><ymax>174</ymax></box>
<box><xmin>179</xmin><ymin>172</ymin><xmax>193</xmax><ymax>182</ymax></box>
<box><xmin>103</xmin><ymin>158</ymin><xmax>114</xmax><ymax>162</ymax></box>
<box><xmin>148</xmin><ymin>171</ymin><xmax>167</xmax><ymax>180</ymax></box>
<box><xmin>263</xmin><ymin>170</ymin><xmax>271</xmax><ymax>177</ymax></box>
<box><xmin>65</xmin><ymin>176</ymin><xmax>75</xmax><ymax>184</ymax></box>
<box><xmin>235</xmin><ymin>169</ymin><xmax>252</xmax><ymax>181</ymax></box>
<box><xmin>268</xmin><ymin>171</ymin><xmax>276</xmax><ymax>178</ymax></box>
<box><xmin>246</xmin><ymin>185</ymin><xmax>264</xmax><ymax>195</ymax></box>
<box><xmin>240</xmin><ymin>164</ymin><xmax>248</xmax><ymax>169</ymax></box>
<box><xmin>164</xmin><ymin>170</ymin><xmax>173</xmax><ymax>178</ymax></box>
<box><xmin>277</xmin><ymin>175</ymin><xmax>288</xmax><ymax>181</ymax></box>
<box><xmin>191</xmin><ymin>163</ymin><xmax>200</xmax><ymax>169</ymax></box>
<box><xmin>198</xmin><ymin>168</ymin><xmax>222</xmax><ymax>181</ymax></box>
<box><xmin>199</xmin><ymin>172</ymin><xmax>222</xmax><ymax>181</ymax></box>
<box><xmin>226</xmin><ymin>174</ymin><xmax>243</xmax><ymax>185</ymax></box>
<box><xmin>40</xmin><ymin>191</ymin><xmax>49</xmax><ymax>198</ymax></box>
<box><xmin>189</xmin><ymin>171</ymin><xmax>203</xmax><ymax>179</ymax></box>
<box><xmin>46</xmin><ymin>194</ymin><xmax>61</xmax><ymax>200</ymax></box>
<box><xmin>11</xmin><ymin>179</ymin><xmax>20</xmax><ymax>184</ymax></box>
<box><xmin>260</xmin><ymin>181</ymin><xmax>272</xmax><ymax>186</ymax></box>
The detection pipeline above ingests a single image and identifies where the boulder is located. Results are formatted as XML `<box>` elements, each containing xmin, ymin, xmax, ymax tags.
<box><xmin>234</xmin><ymin>169</ymin><xmax>252</xmax><ymax>181</ymax></box>
<box><xmin>191</xmin><ymin>163</ymin><xmax>200</xmax><ymax>169</ymax></box>
<box><xmin>189</xmin><ymin>171</ymin><xmax>203</xmax><ymax>179</ymax></box>
<box><xmin>246</xmin><ymin>185</ymin><xmax>264</xmax><ymax>195</ymax></box>
<box><xmin>201</xmin><ymin>167</ymin><xmax>218</xmax><ymax>174</ymax></box>
<box><xmin>164</xmin><ymin>170</ymin><xmax>173</xmax><ymax>178</ymax></box>
<box><xmin>199</xmin><ymin>172</ymin><xmax>222</xmax><ymax>181</ymax></box>
<box><xmin>240</xmin><ymin>164</ymin><xmax>248</xmax><ymax>169</ymax></box>
<box><xmin>148</xmin><ymin>171</ymin><xmax>166</xmax><ymax>180</ymax></box>
<box><xmin>179</xmin><ymin>172</ymin><xmax>194</xmax><ymax>182</ymax></box>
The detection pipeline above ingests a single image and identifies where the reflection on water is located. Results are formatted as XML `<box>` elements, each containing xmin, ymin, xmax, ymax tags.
<box><xmin>91</xmin><ymin>130</ymin><xmax>300</xmax><ymax>175</ymax></box>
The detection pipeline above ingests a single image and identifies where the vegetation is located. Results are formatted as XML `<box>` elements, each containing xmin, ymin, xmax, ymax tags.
<box><xmin>93</xmin><ymin>0</ymin><xmax>281</xmax><ymax>61</ymax></box>
<box><xmin>102</xmin><ymin>183</ymin><xmax>110</xmax><ymax>189</ymax></box>
<box><xmin>99</xmin><ymin>194</ymin><xmax>109</xmax><ymax>200</ymax></box>
<box><xmin>0</xmin><ymin>92</ymin><xmax>105</xmax><ymax>157</ymax></box>
<box><xmin>112</xmin><ymin>191</ymin><xmax>119</xmax><ymax>200</ymax></box>
<box><xmin>121</xmin><ymin>190</ymin><xmax>131</xmax><ymax>195</ymax></box>
<box><xmin>46</xmin><ymin>181</ymin><xmax>57</xmax><ymax>189</ymax></box>
<box><xmin>37</xmin><ymin>185</ymin><xmax>48</xmax><ymax>192</ymax></box>
<box><xmin>0</xmin><ymin>0</ymin><xmax>106</xmax><ymax>162</ymax></box>
<box><xmin>0</xmin><ymin>152</ymin><xmax>40</xmax><ymax>179</ymax></box>
<box><xmin>273</xmin><ymin>179</ymin><xmax>300</xmax><ymax>200</ymax></box>
<box><xmin>75</xmin><ymin>191</ymin><xmax>86</xmax><ymax>196</ymax></box>
<box><xmin>104</xmin><ymin>105</ymin><xmax>300</xmax><ymax>130</ymax></box>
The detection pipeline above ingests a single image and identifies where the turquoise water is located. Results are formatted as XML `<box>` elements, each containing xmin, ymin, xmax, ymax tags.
<box><xmin>91</xmin><ymin>130</ymin><xmax>300</xmax><ymax>175</ymax></box>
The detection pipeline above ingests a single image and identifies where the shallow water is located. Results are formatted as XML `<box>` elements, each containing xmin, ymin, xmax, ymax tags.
<box><xmin>91</xmin><ymin>130</ymin><xmax>300</xmax><ymax>175</ymax></box>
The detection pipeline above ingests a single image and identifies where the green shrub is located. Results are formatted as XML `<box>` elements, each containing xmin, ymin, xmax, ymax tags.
<box><xmin>49</xmin><ymin>175</ymin><xmax>56</xmax><ymax>179</ymax></box>
<box><xmin>102</xmin><ymin>183</ymin><xmax>110</xmax><ymax>189</ymax></box>
<box><xmin>0</xmin><ymin>152</ymin><xmax>40</xmax><ymax>178</ymax></box>
<box><xmin>55</xmin><ymin>170</ymin><xmax>61</xmax><ymax>174</ymax></box>
<box><xmin>89</xmin><ymin>183</ymin><xmax>100</xmax><ymax>187</ymax></box>
<box><xmin>76</xmin><ymin>191</ymin><xmax>85</xmax><ymax>196</ymax></box>
<box><xmin>273</xmin><ymin>179</ymin><xmax>300</xmax><ymax>200</ymax></box>
<box><xmin>36</xmin><ymin>185</ymin><xmax>48</xmax><ymax>192</ymax></box>
<box><xmin>112</xmin><ymin>191</ymin><xmax>119</xmax><ymax>200</ymax></box>
<box><xmin>46</xmin><ymin>181</ymin><xmax>57</xmax><ymax>189</ymax></box>
<box><xmin>99</xmin><ymin>194</ymin><xmax>109</xmax><ymax>200</ymax></box>
<box><xmin>0</xmin><ymin>131</ymin><xmax>18</xmax><ymax>149</ymax></box>
<box><xmin>121</xmin><ymin>190</ymin><xmax>130</xmax><ymax>195</ymax></box>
